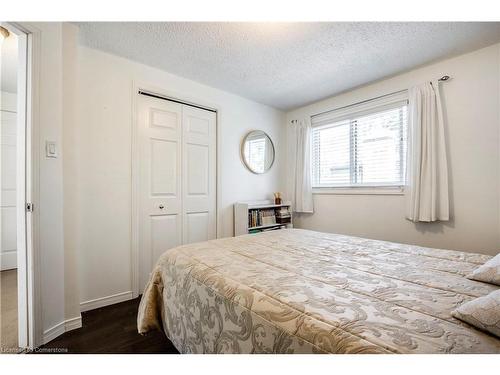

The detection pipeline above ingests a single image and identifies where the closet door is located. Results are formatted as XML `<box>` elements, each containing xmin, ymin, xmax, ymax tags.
<box><xmin>182</xmin><ymin>105</ymin><xmax>217</xmax><ymax>244</ymax></box>
<box><xmin>138</xmin><ymin>95</ymin><xmax>183</xmax><ymax>291</ymax></box>
<box><xmin>138</xmin><ymin>94</ymin><xmax>217</xmax><ymax>291</ymax></box>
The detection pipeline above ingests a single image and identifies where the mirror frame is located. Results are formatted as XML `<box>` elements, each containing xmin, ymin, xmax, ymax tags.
<box><xmin>240</xmin><ymin>130</ymin><xmax>275</xmax><ymax>174</ymax></box>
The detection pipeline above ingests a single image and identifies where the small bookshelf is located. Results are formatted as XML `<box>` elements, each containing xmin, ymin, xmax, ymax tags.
<box><xmin>234</xmin><ymin>200</ymin><xmax>293</xmax><ymax>236</ymax></box>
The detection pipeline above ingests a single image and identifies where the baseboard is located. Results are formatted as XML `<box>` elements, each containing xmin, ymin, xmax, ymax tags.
<box><xmin>64</xmin><ymin>315</ymin><xmax>83</xmax><ymax>331</ymax></box>
<box><xmin>0</xmin><ymin>250</ymin><xmax>17</xmax><ymax>271</ymax></box>
<box><xmin>80</xmin><ymin>291</ymin><xmax>134</xmax><ymax>312</ymax></box>
<box><xmin>42</xmin><ymin>315</ymin><xmax>82</xmax><ymax>345</ymax></box>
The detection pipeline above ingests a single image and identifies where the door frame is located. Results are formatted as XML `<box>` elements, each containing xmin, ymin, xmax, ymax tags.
<box><xmin>1</xmin><ymin>22</ymin><xmax>42</xmax><ymax>349</ymax></box>
<box><xmin>131</xmin><ymin>81</ymin><xmax>221</xmax><ymax>298</ymax></box>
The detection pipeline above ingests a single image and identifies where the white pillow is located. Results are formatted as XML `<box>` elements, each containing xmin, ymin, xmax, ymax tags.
<box><xmin>467</xmin><ymin>253</ymin><xmax>500</xmax><ymax>286</ymax></box>
<box><xmin>452</xmin><ymin>290</ymin><xmax>500</xmax><ymax>338</ymax></box>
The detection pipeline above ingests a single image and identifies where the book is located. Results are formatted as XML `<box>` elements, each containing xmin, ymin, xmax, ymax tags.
<box><xmin>248</xmin><ymin>208</ymin><xmax>277</xmax><ymax>228</ymax></box>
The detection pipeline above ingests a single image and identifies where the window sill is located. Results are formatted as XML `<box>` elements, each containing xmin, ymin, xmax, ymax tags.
<box><xmin>312</xmin><ymin>186</ymin><xmax>405</xmax><ymax>196</ymax></box>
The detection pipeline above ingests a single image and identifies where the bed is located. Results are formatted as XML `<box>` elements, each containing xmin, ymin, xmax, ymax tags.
<box><xmin>137</xmin><ymin>229</ymin><xmax>500</xmax><ymax>353</ymax></box>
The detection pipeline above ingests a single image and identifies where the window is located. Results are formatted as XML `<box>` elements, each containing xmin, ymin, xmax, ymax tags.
<box><xmin>245</xmin><ymin>137</ymin><xmax>266</xmax><ymax>173</ymax></box>
<box><xmin>311</xmin><ymin>95</ymin><xmax>407</xmax><ymax>188</ymax></box>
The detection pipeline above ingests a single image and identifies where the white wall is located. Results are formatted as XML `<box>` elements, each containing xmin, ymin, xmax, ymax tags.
<box><xmin>76</xmin><ymin>46</ymin><xmax>285</xmax><ymax>307</ymax></box>
<box><xmin>61</xmin><ymin>22</ymin><xmax>81</xmax><ymax>329</ymax></box>
<box><xmin>9</xmin><ymin>22</ymin><xmax>82</xmax><ymax>346</ymax></box>
<box><xmin>287</xmin><ymin>43</ymin><xmax>500</xmax><ymax>255</ymax></box>
<box><xmin>35</xmin><ymin>23</ymin><xmax>66</xmax><ymax>341</ymax></box>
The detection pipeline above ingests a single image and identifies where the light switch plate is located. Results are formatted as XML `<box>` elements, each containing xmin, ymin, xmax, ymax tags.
<box><xmin>45</xmin><ymin>141</ymin><xmax>58</xmax><ymax>158</ymax></box>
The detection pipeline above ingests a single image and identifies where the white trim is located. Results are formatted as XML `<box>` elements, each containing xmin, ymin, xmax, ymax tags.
<box><xmin>24</xmin><ymin>22</ymin><xmax>42</xmax><ymax>349</ymax></box>
<box><xmin>131</xmin><ymin>81</ymin><xmax>140</xmax><ymax>299</ymax></box>
<box><xmin>80</xmin><ymin>291</ymin><xmax>134</xmax><ymax>312</ymax></box>
<box><xmin>311</xmin><ymin>91</ymin><xmax>408</xmax><ymax>127</ymax></box>
<box><xmin>64</xmin><ymin>315</ymin><xmax>82</xmax><ymax>331</ymax></box>
<box><xmin>1</xmin><ymin>22</ymin><xmax>42</xmax><ymax>349</ymax></box>
<box><xmin>313</xmin><ymin>186</ymin><xmax>405</xmax><ymax>196</ymax></box>
<box><xmin>310</xmin><ymin>96</ymin><xmax>408</xmax><ymax>192</ymax></box>
<box><xmin>0</xmin><ymin>250</ymin><xmax>17</xmax><ymax>270</ymax></box>
<box><xmin>42</xmin><ymin>315</ymin><xmax>82</xmax><ymax>345</ymax></box>
<box><xmin>130</xmin><ymin>81</ymin><xmax>221</xmax><ymax>298</ymax></box>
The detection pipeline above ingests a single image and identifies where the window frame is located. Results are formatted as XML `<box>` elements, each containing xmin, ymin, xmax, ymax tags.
<box><xmin>310</xmin><ymin>92</ymin><xmax>408</xmax><ymax>195</ymax></box>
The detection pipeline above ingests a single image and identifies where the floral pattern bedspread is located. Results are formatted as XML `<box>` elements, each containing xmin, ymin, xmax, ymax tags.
<box><xmin>137</xmin><ymin>229</ymin><xmax>500</xmax><ymax>353</ymax></box>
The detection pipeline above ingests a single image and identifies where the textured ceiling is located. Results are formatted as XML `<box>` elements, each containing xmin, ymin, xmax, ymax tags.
<box><xmin>76</xmin><ymin>22</ymin><xmax>500</xmax><ymax>110</ymax></box>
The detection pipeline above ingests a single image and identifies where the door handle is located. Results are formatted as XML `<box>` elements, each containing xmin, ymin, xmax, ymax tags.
<box><xmin>159</xmin><ymin>204</ymin><xmax>165</xmax><ymax>210</ymax></box>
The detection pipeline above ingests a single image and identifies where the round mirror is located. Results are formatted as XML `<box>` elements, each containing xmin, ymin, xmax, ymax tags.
<box><xmin>241</xmin><ymin>130</ymin><xmax>275</xmax><ymax>174</ymax></box>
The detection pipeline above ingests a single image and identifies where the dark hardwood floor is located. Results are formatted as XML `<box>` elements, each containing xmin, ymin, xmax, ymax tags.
<box><xmin>39</xmin><ymin>297</ymin><xmax>179</xmax><ymax>354</ymax></box>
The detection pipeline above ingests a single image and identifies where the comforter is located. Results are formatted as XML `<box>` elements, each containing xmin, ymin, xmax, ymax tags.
<box><xmin>137</xmin><ymin>229</ymin><xmax>500</xmax><ymax>353</ymax></box>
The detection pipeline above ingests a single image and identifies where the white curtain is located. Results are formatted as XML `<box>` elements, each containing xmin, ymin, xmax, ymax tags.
<box><xmin>406</xmin><ymin>81</ymin><xmax>449</xmax><ymax>222</ymax></box>
<box><xmin>291</xmin><ymin>119</ymin><xmax>314</xmax><ymax>213</ymax></box>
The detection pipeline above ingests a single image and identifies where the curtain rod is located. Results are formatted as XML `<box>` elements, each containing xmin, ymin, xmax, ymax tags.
<box><xmin>138</xmin><ymin>90</ymin><xmax>217</xmax><ymax>113</ymax></box>
<box><xmin>308</xmin><ymin>75</ymin><xmax>451</xmax><ymax>120</ymax></box>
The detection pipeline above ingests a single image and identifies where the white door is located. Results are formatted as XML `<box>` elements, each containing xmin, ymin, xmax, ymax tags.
<box><xmin>138</xmin><ymin>95</ymin><xmax>183</xmax><ymax>291</ymax></box>
<box><xmin>182</xmin><ymin>106</ymin><xmax>217</xmax><ymax>244</ymax></box>
<box><xmin>1</xmin><ymin>93</ymin><xmax>17</xmax><ymax>271</ymax></box>
<box><xmin>138</xmin><ymin>94</ymin><xmax>216</xmax><ymax>292</ymax></box>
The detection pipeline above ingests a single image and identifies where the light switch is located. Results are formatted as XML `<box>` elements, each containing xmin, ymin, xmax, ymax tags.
<box><xmin>46</xmin><ymin>141</ymin><xmax>58</xmax><ymax>158</ymax></box>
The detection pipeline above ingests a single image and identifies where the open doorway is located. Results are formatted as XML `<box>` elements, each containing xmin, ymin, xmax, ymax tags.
<box><xmin>0</xmin><ymin>24</ymin><xmax>31</xmax><ymax>353</ymax></box>
<box><xmin>1</xmin><ymin>24</ymin><xmax>20</xmax><ymax>352</ymax></box>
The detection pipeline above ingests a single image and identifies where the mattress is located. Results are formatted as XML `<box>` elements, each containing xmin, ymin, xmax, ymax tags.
<box><xmin>137</xmin><ymin>229</ymin><xmax>500</xmax><ymax>353</ymax></box>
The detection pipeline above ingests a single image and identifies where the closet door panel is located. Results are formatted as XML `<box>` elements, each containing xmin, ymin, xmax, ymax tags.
<box><xmin>151</xmin><ymin>214</ymin><xmax>180</xmax><ymax>262</ymax></box>
<box><xmin>182</xmin><ymin>105</ymin><xmax>216</xmax><ymax>245</ymax></box>
<box><xmin>186</xmin><ymin>212</ymin><xmax>209</xmax><ymax>244</ymax></box>
<box><xmin>138</xmin><ymin>95</ymin><xmax>183</xmax><ymax>292</ymax></box>
<box><xmin>138</xmin><ymin>95</ymin><xmax>217</xmax><ymax>292</ymax></box>
<box><xmin>150</xmin><ymin>139</ymin><xmax>177</xmax><ymax>195</ymax></box>
<box><xmin>186</xmin><ymin>143</ymin><xmax>209</xmax><ymax>195</ymax></box>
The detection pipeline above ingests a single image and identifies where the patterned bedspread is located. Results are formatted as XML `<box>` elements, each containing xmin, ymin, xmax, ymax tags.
<box><xmin>137</xmin><ymin>229</ymin><xmax>500</xmax><ymax>353</ymax></box>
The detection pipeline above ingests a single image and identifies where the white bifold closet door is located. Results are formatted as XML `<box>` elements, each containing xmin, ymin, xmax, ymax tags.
<box><xmin>138</xmin><ymin>94</ymin><xmax>216</xmax><ymax>291</ymax></box>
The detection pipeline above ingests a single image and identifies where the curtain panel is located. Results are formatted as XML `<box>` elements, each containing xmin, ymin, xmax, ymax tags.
<box><xmin>406</xmin><ymin>81</ymin><xmax>449</xmax><ymax>222</ymax></box>
<box><xmin>290</xmin><ymin>119</ymin><xmax>314</xmax><ymax>213</ymax></box>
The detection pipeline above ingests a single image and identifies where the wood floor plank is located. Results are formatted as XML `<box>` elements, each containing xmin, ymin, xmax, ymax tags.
<box><xmin>39</xmin><ymin>297</ymin><xmax>178</xmax><ymax>354</ymax></box>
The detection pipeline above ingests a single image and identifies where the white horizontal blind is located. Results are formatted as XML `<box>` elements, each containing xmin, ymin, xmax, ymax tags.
<box><xmin>245</xmin><ymin>138</ymin><xmax>266</xmax><ymax>173</ymax></box>
<box><xmin>311</xmin><ymin>98</ymin><xmax>407</xmax><ymax>188</ymax></box>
